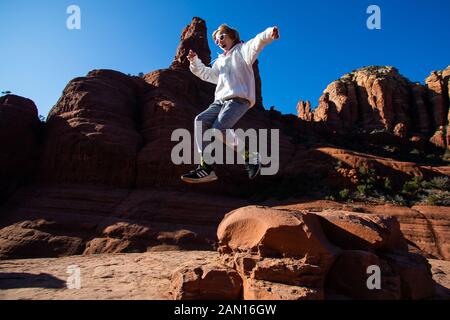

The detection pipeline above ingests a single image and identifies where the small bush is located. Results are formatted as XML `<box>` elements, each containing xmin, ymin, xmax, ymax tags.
<box><xmin>424</xmin><ymin>192</ymin><xmax>450</xmax><ymax>206</ymax></box>
<box><xmin>383</xmin><ymin>177</ymin><xmax>392</xmax><ymax>191</ymax></box>
<box><xmin>357</xmin><ymin>184</ymin><xmax>368</xmax><ymax>195</ymax></box>
<box><xmin>402</xmin><ymin>176</ymin><xmax>422</xmax><ymax>196</ymax></box>
<box><xmin>339</xmin><ymin>189</ymin><xmax>350</xmax><ymax>200</ymax></box>
<box><xmin>422</xmin><ymin>176</ymin><xmax>449</xmax><ymax>191</ymax></box>
<box><xmin>356</xmin><ymin>165</ymin><xmax>376</xmax><ymax>195</ymax></box>
<box><xmin>390</xmin><ymin>194</ymin><xmax>407</xmax><ymax>206</ymax></box>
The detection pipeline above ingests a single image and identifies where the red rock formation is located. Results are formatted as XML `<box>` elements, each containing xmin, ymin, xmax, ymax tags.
<box><xmin>297</xmin><ymin>100</ymin><xmax>313</xmax><ymax>121</ymax></box>
<box><xmin>37</xmin><ymin>70</ymin><xmax>144</xmax><ymax>188</ymax></box>
<box><xmin>0</xmin><ymin>95</ymin><xmax>41</xmax><ymax>203</ymax></box>
<box><xmin>326</xmin><ymin>250</ymin><xmax>402</xmax><ymax>299</ymax></box>
<box><xmin>277</xmin><ymin>201</ymin><xmax>450</xmax><ymax>262</ymax></box>
<box><xmin>169</xmin><ymin>263</ymin><xmax>242</xmax><ymax>300</ymax></box>
<box><xmin>0</xmin><ymin>184</ymin><xmax>247</xmax><ymax>259</ymax></box>
<box><xmin>426</xmin><ymin>66</ymin><xmax>450</xmax><ymax>148</ymax></box>
<box><xmin>411</xmin><ymin>83</ymin><xmax>432</xmax><ymax>133</ymax></box>
<box><xmin>166</xmin><ymin>205</ymin><xmax>436</xmax><ymax>300</ymax></box>
<box><xmin>425</xmin><ymin>67</ymin><xmax>450</xmax><ymax>128</ymax></box>
<box><xmin>171</xmin><ymin>17</ymin><xmax>211</xmax><ymax>71</ymax></box>
<box><xmin>297</xmin><ymin>66</ymin><xmax>450</xmax><ymax>149</ymax></box>
<box><xmin>316</xmin><ymin>210</ymin><xmax>408</xmax><ymax>251</ymax></box>
<box><xmin>217</xmin><ymin>206</ymin><xmax>339</xmax><ymax>300</ymax></box>
<box><xmin>382</xmin><ymin>251</ymin><xmax>435</xmax><ymax>299</ymax></box>
<box><xmin>252</xmin><ymin>60</ymin><xmax>264</xmax><ymax>110</ymax></box>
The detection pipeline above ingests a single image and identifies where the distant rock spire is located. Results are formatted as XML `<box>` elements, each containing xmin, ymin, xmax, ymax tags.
<box><xmin>171</xmin><ymin>17</ymin><xmax>211</xmax><ymax>70</ymax></box>
<box><xmin>297</xmin><ymin>100</ymin><xmax>313</xmax><ymax>121</ymax></box>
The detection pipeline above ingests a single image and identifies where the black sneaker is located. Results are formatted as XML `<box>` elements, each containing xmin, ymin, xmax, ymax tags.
<box><xmin>181</xmin><ymin>165</ymin><xmax>218</xmax><ymax>184</ymax></box>
<box><xmin>245</xmin><ymin>152</ymin><xmax>261</xmax><ymax>180</ymax></box>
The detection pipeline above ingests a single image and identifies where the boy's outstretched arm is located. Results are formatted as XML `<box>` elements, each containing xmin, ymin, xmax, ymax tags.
<box><xmin>188</xmin><ymin>50</ymin><xmax>219</xmax><ymax>84</ymax></box>
<box><xmin>241</xmin><ymin>26</ymin><xmax>280</xmax><ymax>66</ymax></box>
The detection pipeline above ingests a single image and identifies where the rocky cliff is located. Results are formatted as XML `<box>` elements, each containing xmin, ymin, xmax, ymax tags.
<box><xmin>297</xmin><ymin>65</ymin><xmax>450</xmax><ymax>150</ymax></box>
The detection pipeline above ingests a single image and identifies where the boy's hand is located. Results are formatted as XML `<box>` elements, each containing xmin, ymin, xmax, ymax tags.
<box><xmin>187</xmin><ymin>49</ymin><xmax>197</xmax><ymax>62</ymax></box>
<box><xmin>271</xmin><ymin>26</ymin><xmax>280</xmax><ymax>39</ymax></box>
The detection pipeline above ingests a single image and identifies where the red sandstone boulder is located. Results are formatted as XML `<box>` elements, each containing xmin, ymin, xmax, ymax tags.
<box><xmin>315</xmin><ymin>210</ymin><xmax>408</xmax><ymax>251</ymax></box>
<box><xmin>217</xmin><ymin>206</ymin><xmax>339</xmax><ymax>300</ymax></box>
<box><xmin>429</xmin><ymin>259</ymin><xmax>450</xmax><ymax>299</ymax></box>
<box><xmin>242</xmin><ymin>277</ymin><xmax>323</xmax><ymax>300</ymax></box>
<box><xmin>382</xmin><ymin>251</ymin><xmax>435</xmax><ymax>299</ymax></box>
<box><xmin>169</xmin><ymin>263</ymin><xmax>242</xmax><ymax>300</ymax></box>
<box><xmin>326</xmin><ymin>250</ymin><xmax>402</xmax><ymax>300</ymax></box>
<box><xmin>83</xmin><ymin>237</ymin><xmax>132</xmax><ymax>254</ymax></box>
<box><xmin>0</xmin><ymin>221</ymin><xmax>84</xmax><ymax>259</ymax></box>
<box><xmin>216</xmin><ymin>205</ymin><xmax>436</xmax><ymax>300</ymax></box>
<box><xmin>217</xmin><ymin>206</ymin><xmax>339</xmax><ymax>260</ymax></box>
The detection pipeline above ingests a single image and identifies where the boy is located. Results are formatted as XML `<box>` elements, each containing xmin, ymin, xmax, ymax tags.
<box><xmin>181</xmin><ymin>24</ymin><xmax>280</xmax><ymax>183</ymax></box>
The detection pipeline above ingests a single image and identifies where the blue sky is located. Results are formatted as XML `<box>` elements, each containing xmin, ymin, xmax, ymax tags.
<box><xmin>0</xmin><ymin>0</ymin><xmax>449</xmax><ymax>117</ymax></box>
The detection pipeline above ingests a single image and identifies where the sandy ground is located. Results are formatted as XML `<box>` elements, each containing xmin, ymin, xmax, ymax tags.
<box><xmin>0</xmin><ymin>252</ymin><xmax>449</xmax><ymax>300</ymax></box>
<box><xmin>0</xmin><ymin>251</ymin><xmax>219</xmax><ymax>300</ymax></box>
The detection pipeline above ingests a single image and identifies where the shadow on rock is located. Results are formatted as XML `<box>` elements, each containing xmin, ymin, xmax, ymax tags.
<box><xmin>0</xmin><ymin>272</ymin><xmax>66</xmax><ymax>289</ymax></box>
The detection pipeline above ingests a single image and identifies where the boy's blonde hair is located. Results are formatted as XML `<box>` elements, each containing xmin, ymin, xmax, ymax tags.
<box><xmin>212</xmin><ymin>24</ymin><xmax>240</xmax><ymax>45</ymax></box>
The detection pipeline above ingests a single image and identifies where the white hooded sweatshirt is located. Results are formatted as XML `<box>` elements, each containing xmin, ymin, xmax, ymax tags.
<box><xmin>189</xmin><ymin>27</ymin><xmax>276</xmax><ymax>108</ymax></box>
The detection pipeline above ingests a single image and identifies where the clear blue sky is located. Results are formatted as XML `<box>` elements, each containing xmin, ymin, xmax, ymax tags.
<box><xmin>1</xmin><ymin>0</ymin><xmax>449</xmax><ymax>118</ymax></box>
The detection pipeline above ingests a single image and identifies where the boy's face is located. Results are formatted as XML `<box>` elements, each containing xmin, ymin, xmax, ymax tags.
<box><xmin>215</xmin><ymin>33</ymin><xmax>234</xmax><ymax>52</ymax></box>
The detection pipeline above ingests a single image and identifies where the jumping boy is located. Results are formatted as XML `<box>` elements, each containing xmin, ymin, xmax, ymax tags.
<box><xmin>181</xmin><ymin>24</ymin><xmax>280</xmax><ymax>183</ymax></box>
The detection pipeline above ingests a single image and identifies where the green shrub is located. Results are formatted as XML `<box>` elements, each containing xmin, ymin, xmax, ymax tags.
<box><xmin>425</xmin><ymin>192</ymin><xmax>450</xmax><ymax>206</ymax></box>
<box><xmin>356</xmin><ymin>166</ymin><xmax>376</xmax><ymax>195</ymax></box>
<box><xmin>401</xmin><ymin>176</ymin><xmax>423</xmax><ymax>196</ymax></box>
<box><xmin>390</xmin><ymin>194</ymin><xmax>407</xmax><ymax>206</ymax></box>
<box><xmin>339</xmin><ymin>189</ymin><xmax>350</xmax><ymax>200</ymax></box>
<box><xmin>383</xmin><ymin>177</ymin><xmax>392</xmax><ymax>191</ymax></box>
<box><xmin>357</xmin><ymin>184</ymin><xmax>368</xmax><ymax>195</ymax></box>
<box><xmin>422</xmin><ymin>176</ymin><xmax>449</xmax><ymax>191</ymax></box>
